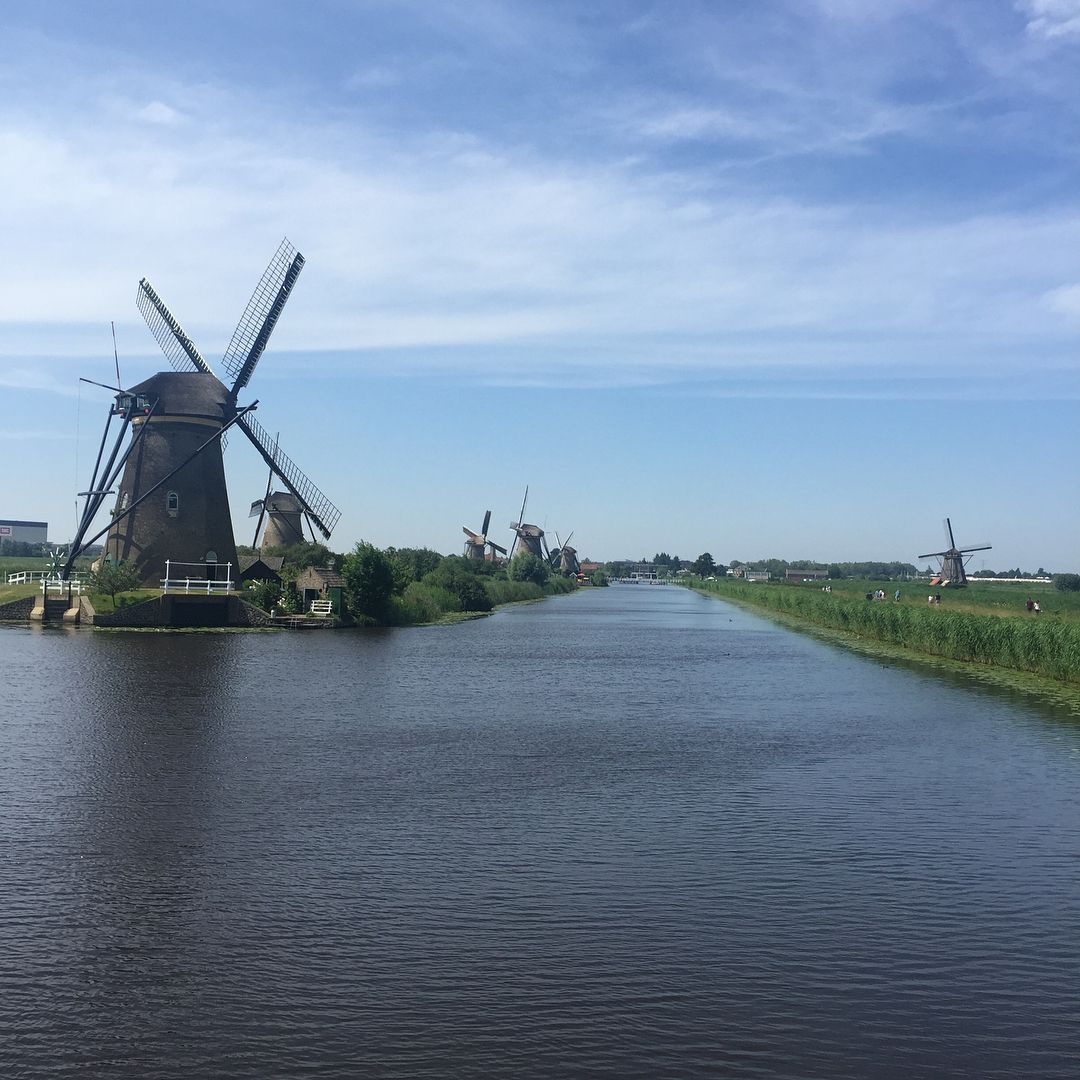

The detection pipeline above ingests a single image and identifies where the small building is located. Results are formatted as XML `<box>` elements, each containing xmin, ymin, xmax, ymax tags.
<box><xmin>785</xmin><ymin>568</ymin><xmax>829</xmax><ymax>581</ymax></box>
<box><xmin>238</xmin><ymin>554</ymin><xmax>285</xmax><ymax>584</ymax></box>
<box><xmin>744</xmin><ymin>571</ymin><xmax>770</xmax><ymax>582</ymax></box>
<box><xmin>294</xmin><ymin>566</ymin><xmax>346</xmax><ymax>613</ymax></box>
<box><xmin>0</xmin><ymin>519</ymin><xmax>48</xmax><ymax>545</ymax></box>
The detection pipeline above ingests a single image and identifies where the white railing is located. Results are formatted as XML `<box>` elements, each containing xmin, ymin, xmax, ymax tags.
<box><xmin>160</xmin><ymin>560</ymin><xmax>233</xmax><ymax>594</ymax></box>
<box><xmin>9</xmin><ymin>570</ymin><xmax>84</xmax><ymax>585</ymax></box>
<box><xmin>40</xmin><ymin>578</ymin><xmax>85</xmax><ymax>596</ymax></box>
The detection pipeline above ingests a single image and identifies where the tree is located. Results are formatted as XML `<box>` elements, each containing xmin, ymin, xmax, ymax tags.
<box><xmin>341</xmin><ymin>542</ymin><xmax>395</xmax><ymax>622</ymax></box>
<box><xmin>264</xmin><ymin>540</ymin><xmax>335</xmax><ymax>578</ymax></box>
<box><xmin>1053</xmin><ymin>573</ymin><xmax>1080</xmax><ymax>592</ymax></box>
<box><xmin>88</xmin><ymin>561</ymin><xmax>140</xmax><ymax>605</ymax></box>
<box><xmin>387</xmin><ymin>547</ymin><xmax>445</xmax><ymax>592</ymax></box>
<box><xmin>422</xmin><ymin>556</ymin><xmax>493</xmax><ymax>611</ymax></box>
<box><xmin>508</xmin><ymin>551</ymin><xmax>550</xmax><ymax>586</ymax></box>
<box><xmin>692</xmin><ymin>552</ymin><xmax>716</xmax><ymax>578</ymax></box>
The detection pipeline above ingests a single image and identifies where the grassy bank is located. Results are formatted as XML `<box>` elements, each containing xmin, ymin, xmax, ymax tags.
<box><xmin>687</xmin><ymin>578</ymin><xmax>1080</xmax><ymax>685</ymax></box>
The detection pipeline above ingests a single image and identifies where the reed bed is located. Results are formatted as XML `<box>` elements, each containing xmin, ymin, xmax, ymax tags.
<box><xmin>690</xmin><ymin>580</ymin><xmax>1080</xmax><ymax>684</ymax></box>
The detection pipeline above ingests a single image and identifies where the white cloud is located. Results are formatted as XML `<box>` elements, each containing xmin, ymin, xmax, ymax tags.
<box><xmin>136</xmin><ymin>100</ymin><xmax>183</xmax><ymax>124</ymax></box>
<box><xmin>1019</xmin><ymin>0</ymin><xmax>1080</xmax><ymax>39</ymax></box>
<box><xmin>1042</xmin><ymin>281</ymin><xmax>1080</xmax><ymax>316</ymax></box>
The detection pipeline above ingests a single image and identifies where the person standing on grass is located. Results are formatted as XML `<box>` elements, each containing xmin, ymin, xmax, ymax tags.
<box><xmin>1034</xmin><ymin>601</ymin><xmax>1041</xmax><ymax>615</ymax></box>
<box><xmin>1026</xmin><ymin>597</ymin><xmax>1034</xmax><ymax>613</ymax></box>
<box><xmin>894</xmin><ymin>589</ymin><xmax>901</xmax><ymax>602</ymax></box>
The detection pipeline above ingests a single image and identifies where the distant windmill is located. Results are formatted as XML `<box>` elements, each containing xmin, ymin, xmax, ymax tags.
<box><xmin>549</xmin><ymin>530</ymin><xmax>579</xmax><ymax>575</ymax></box>
<box><xmin>462</xmin><ymin>509</ymin><xmax>508</xmax><ymax>561</ymax></box>
<box><xmin>918</xmin><ymin>518</ymin><xmax>991</xmax><ymax>587</ymax></box>
<box><xmin>63</xmin><ymin>239</ymin><xmax>340</xmax><ymax>584</ymax></box>
<box><xmin>508</xmin><ymin>486</ymin><xmax>548</xmax><ymax>561</ymax></box>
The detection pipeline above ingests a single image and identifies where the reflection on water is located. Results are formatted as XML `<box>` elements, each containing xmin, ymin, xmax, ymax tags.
<box><xmin>1</xmin><ymin>588</ymin><xmax>1078</xmax><ymax>1078</ymax></box>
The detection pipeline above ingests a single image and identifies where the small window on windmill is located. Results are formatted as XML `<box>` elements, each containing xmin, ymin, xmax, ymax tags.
<box><xmin>115</xmin><ymin>393</ymin><xmax>133</xmax><ymax>417</ymax></box>
<box><xmin>167</xmin><ymin>490</ymin><xmax>179</xmax><ymax>517</ymax></box>
<box><xmin>119</xmin><ymin>491</ymin><xmax>130</xmax><ymax>511</ymax></box>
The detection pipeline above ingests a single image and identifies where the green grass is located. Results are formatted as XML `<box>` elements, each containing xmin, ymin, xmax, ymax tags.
<box><xmin>688</xmin><ymin>577</ymin><xmax>1080</xmax><ymax>685</ymax></box>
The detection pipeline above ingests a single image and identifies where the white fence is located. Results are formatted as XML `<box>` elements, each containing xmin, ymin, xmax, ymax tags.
<box><xmin>40</xmin><ymin>578</ymin><xmax>85</xmax><ymax>596</ymax></box>
<box><xmin>8</xmin><ymin>570</ymin><xmax>84</xmax><ymax>585</ymax></box>
<box><xmin>160</xmin><ymin>561</ymin><xmax>233</xmax><ymax>594</ymax></box>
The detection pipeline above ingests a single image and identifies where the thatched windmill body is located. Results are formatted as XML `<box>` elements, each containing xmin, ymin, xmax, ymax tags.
<box><xmin>65</xmin><ymin>240</ymin><xmax>340</xmax><ymax>585</ymax></box>
<box><xmin>463</xmin><ymin>509</ymin><xmax>508</xmax><ymax>561</ymax></box>
<box><xmin>918</xmin><ymin>518</ymin><xmax>991</xmax><ymax>587</ymax></box>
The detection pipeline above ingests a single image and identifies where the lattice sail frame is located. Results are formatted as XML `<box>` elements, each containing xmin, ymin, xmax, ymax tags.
<box><xmin>137</xmin><ymin>279</ymin><xmax>215</xmax><ymax>376</ymax></box>
<box><xmin>237</xmin><ymin>411</ymin><xmax>341</xmax><ymax>539</ymax></box>
<box><xmin>220</xmin><ymin>238</ymin><xmax>306</xmax><ymax>393</ymax></box>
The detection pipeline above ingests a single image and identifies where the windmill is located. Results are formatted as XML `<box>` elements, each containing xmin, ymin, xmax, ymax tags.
<box><xmin>549</xmin><ymin>531</ymin><xmax>579</xmax><ymax>575</ymax></box>
<box><xmin>918</xmin><ymin>518</ymin><xmax>991</xmax><ymax>587</ymax></box>
<box><xmin>463</xmin><ymin>509</ymin><xmax>508</xmax><ymax>561</ymax></box>
<box><xmin>508</xmin><ymin>487</ymin><xmax>549</xmax><ymax>561</ymax></box>
<box><xmin>63</xmin><ymin>239</ymin><xmax>340</xmax><ymax>585</ymax></box>
<box><xmin>248</xmin><ymin>431</ymin><xmax>311</xmax><ymax>550</ymax></box>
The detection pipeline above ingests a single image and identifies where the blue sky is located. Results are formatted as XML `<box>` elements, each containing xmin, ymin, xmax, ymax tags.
<box><xmin>2</xmin><ymin>0</ymin><xmax>1079</xmax><ymax>568</ymax></box>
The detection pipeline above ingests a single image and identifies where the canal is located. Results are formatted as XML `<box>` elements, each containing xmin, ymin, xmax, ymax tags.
<box><xmin>1</xmin><ymin>585</ymin><xmax>1077</xmax><ymax>1078</ymax></box>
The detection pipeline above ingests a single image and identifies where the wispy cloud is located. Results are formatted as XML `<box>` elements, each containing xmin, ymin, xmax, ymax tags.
<box><xmin>1019</xmin><ymin>0</ymin><xmax>1080</xmax><ymax>39</ymax></box>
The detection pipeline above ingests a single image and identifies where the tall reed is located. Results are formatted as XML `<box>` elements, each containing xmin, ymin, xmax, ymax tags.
<box><xmin>688</xmin><ymin>580</ymin><xmax>1080</xmax><ymax>684</ymax></box>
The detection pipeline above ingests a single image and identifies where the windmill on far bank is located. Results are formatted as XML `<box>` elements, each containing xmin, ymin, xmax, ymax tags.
<box><xmin>63</xmin><ymin>239</ymin><xmax>340</xmax><ymax>584</ymax></box>
<box><xmin>508</xmin><ymin>486</ymin><xmax>549</xmax><ymax>561</ymax></box>
<box><xmin>549</xmin><ymin>530</ymin><xmax>579</xmax><ymax>575</ymax></box>
<box><xmin>918</xmin><ymin>518</ymin><xmax>991</xmax><ymax>587</ymax></box>
<box><xmin>463</xmin><ymin>509</ymin><xmax>508</xmax><ymax>561</ymax></box>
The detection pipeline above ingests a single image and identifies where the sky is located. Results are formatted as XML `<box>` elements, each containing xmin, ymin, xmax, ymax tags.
<box><xmin>1</xmin><ymin>0</ymin><xmax>1079</xmax><ymax>570</ymax></box>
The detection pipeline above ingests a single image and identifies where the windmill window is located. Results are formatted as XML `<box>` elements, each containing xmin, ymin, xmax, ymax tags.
<box><xmin>167</xmin><ymin>490</ymin><xmax>179</xmax><ymax>517</ymax></box>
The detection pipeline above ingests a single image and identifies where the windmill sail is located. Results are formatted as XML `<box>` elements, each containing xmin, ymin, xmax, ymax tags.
<box><xmin>236</xmin><ymin>412</ymin><xmax>340</xmax><ymax>539</ymax></box>
<box><xmin>137</xmin><ymin>279</ymin><xmax>215</xmax><ymax>375</ymax></box>
<box><xmin>221</xmin><ymin>238</ymin><xmax>306</xmax><ymax>394</ymax></box>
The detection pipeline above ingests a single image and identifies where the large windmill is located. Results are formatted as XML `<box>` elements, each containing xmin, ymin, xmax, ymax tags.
<box><xmin>63</xmin><ymin>239</ymin><xmax>340</xmax><ymax>585</ymax></box>
<box><xmin>508</xmin><ymin>487</ymin><xmax>549</xmax><ymax>561</ymax></box>
<box><xmin>463</xmin><ymin>510</ymin><xmax>508</xmax><ymax>561</ymax></box>
<box><xmin>918</xmin><ymin>517</ymin><xmax>991</xmax><ymax>587</ymax></box>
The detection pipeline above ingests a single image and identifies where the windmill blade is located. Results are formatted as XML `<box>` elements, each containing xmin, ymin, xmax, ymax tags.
<box><xmin>463</xmin><ymin>527</ymin><xmax>483</xmax><ymax>541</ymax></box>
<box><xmin>235</xmin><ymin>412</ymin><xmax>340</xmax><ymax>539</ymax></box>
<box><xmin>221</xmin><ymin>238</ymin><xmax>305</xmax><ymax>394</ymax></box>
<box><xmin>517</xmin><ymin>486</ymin><xmax>528</xmax><ymax>527</ymax></box>
<box><xmin>137</xmin><ymin>278</ymin><xmax>214</xmax><ymax>375</ymax></box>
<box><xmin>249</xmin><ymin>499</ymin><xmax>267</xmax><ymax>518</ymax></box>
<box><xmin>944</xmin><ymin>517</ymin><xmax>956</xmax><ymax>549</ymax></box>
<box><xmin>959</xmin><ymin>544</ymin><xmax>992</xmax><ymax>553</ymax></box>
<box><xmin>918</xmin><ymin>549</ymin><xmax>950</xmax><ymax>560</ymax></box>
<box><xmin>563</xmin><ymin>530</ymin><xmax>574</xmax><ymax>548</ymax></box>
<box><xmin>481</xmin><ymin>509</ymin><xmax>491</xmax><ymax>538</ymax></box>
<box><xmin>488</xmin><ymin>541</ymin><xmax>508</xmax><ymax>556</ymax></box>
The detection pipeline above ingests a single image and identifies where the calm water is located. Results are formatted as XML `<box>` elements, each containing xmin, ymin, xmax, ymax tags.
<box><xmin>1</xmin><ymin>586</ymin><xmax>1078</xmax><ymax>1078</ymax></box>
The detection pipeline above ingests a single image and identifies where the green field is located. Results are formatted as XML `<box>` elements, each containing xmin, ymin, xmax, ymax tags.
<box><xmin>815</xmin><ymin>577</ymin><xmax>1080</xmax><ymax>621</ymax></box>
<box><xmin>688</xmin><ymin>576</ymin><xmax>1080</xmax><ymax>685</ymax></box>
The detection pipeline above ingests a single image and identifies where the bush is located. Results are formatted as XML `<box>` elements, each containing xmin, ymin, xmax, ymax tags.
<box><xmin>421</xmin><ymin>557</ymin><xmax>493</xmax><ymax>612</ymax></box>
<box><xmin>1053</xmin><ymin>573</ymin><xmax>1080</xmax><ymax>592</ymax></box>
<box><xmin>342</xmin><ymin>542</ymin><xmax>395</xmax><ymax>621</ymax></box>
<box><xmin>245</xmin><ymin>578</ymin><xmax>282</xmax><ymax>612</ymax></box>
<box><xmin>508</xmin><ymin>551</ymin><xmax>550</xmax><ymax>586</ymax></box>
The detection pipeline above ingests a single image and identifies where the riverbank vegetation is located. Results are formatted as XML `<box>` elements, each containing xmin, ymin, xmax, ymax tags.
<box><xmin>686</xmin><ymin>577</ymin><xmax>1080</xmax><ymax>685</ymax></box>
<box><xmin>244</xmin><ymin>543</ymin><xmax>581</xmax><ymax>627</ymax></box>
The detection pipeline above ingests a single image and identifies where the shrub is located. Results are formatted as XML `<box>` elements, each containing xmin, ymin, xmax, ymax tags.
<box><xmin>508</xmin><ymin>552</ymin><xmax>550</xmax><ymax>586</ymax></box>
<box><xmin>1053</xmin><ymin>573</ymin><xmax>1080</xmax><ymax>592</ymax></box>
<box><xmin>341</xmin><ymin>542</ymin><xmax>395</xmax><ymax>621</ymax></box>
<box><xmin>420</xmin><ymin>557</ymin><xmax>493</xmax><ymax>612</ymax></box>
